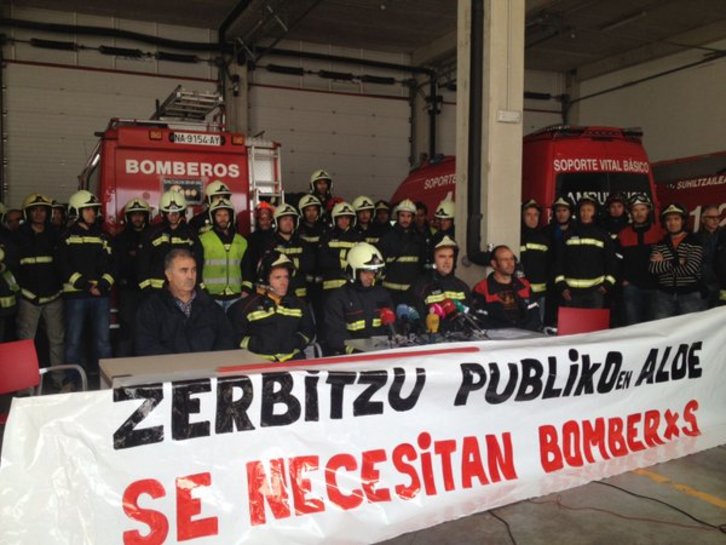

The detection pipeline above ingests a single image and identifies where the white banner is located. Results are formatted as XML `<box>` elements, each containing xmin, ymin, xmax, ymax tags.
<box><xmin>2</xmin><ymin>308</ymin><xmax>726</xmax><ymax>545</ymax></box>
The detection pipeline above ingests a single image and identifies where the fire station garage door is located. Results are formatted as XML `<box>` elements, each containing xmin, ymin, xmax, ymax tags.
<box><xmin>249</xmin><ymin>84</ymin><xmax>411</xmax><ymax>202</ymax></box>
<box><xmin>3</xmin><ymin>62</ymin><xmax>212</xmax><ymax>207</ymax></box>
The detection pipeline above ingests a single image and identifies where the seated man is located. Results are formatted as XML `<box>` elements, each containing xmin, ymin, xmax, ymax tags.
<box><xmin>410</xmin><ymin>236</ymin><xmax>472</xmax><ymax>333</ymax></box>
<box><xmin>135</xmin><ymin>248</ymin><xmax>235</xmax><ymax>355</ymax></box>
<box><xmin>324</xmin><ymin>242</ymin><xmax>395</xmax><ymax>355</ymax></box>
<box><xmin>227</xmin><ymin>251</ymin><xmax>314</xmax><ymax>363</ymax></box>
<box><xmin>472</xmin><ymin>245</ymin><xmax>541</xmax><ymax>331</ymax></box>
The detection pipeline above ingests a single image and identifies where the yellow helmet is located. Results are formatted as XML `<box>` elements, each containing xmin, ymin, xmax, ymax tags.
<box><xmin>434</xmin><ymin>199</ymin><xmax>455</xmax><ymax>219</ymax></box>
<box><xmin>159</xmin><ymin>190</ymin><xmax>187</xmax><ymax>213</ymax></box>
<box><xmin>22</xmin><ymin>193</ymin><xmax>53</xmax><ymax>221</ymax></box>
<box><xmin>352</xmin><ymin>195</ymin><xmax>375</xmax><ymax>212</ymax></box>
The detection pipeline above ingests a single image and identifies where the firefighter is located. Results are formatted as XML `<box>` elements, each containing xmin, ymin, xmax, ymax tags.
<box><xmin>228</xmin><ymin>251</ymin><xmax>314</xmax><ymax>362</ymax></box>
<box><xmin>3</xmin><ymin>208</ymin><xmax>23</xmax><ymax>232</ymax></box>
<box><xmin>246</xmin><ymin>201</ymin><xmax>276</xmax><ymax>273</ymax></box>
<box><xmin>410</xmin><ymin>236</ymin><xmax>472</xmax><ymax>334</ymax></box>
<box><xmin>649</xmin><ymin>203</ymin><xmax>704</xmax><ymax>319</ymax></box>
<box><xmin>472</xmin><ymin>245</ymin><xmax>541</xmax><ymax>331</ymax></box>
<box><xmin>298</xmin><ymin>194</ymin><xmax>326</xmax><ymax>246</ymax></box>
<box><xmin>324</xmin><ymin>242</ymin><xmax>394</xmax><ymax>355</ymax></box>
<box><xmin>15</xmin><ymin>193</ymin><xmax>64</xmax><ymax>363</ymax></box>
<box><xmin>519</xmin><ymin>199</ymin><xmax>549</xmax><ymax>321</ymax></box>
<box><xmin>353</xmin><ymin>195</ymin><xmax>379</xmax><ymax>245</ymax></box>
<box><xmin>265</xmin><ymin>202</ymin><xmax>313</xmax><ymax>299</ymax></box>
<box><xmin>309</xmin><ymin>169</ymin><xmax>336</xmax><ymax>221</ymax></box>
<box><xmin>318</xmin><ymin>201</ymin><xmax>362</xmax><ymax>294</ymax></box>
<box><xmin>112</xmin><ymin>198</ymin><xmax>151</xmax><ymax>356</ymax></box>
<box><xmin>190</xmin><ymin>179</ymin><xmax>232</xmax><ymax>233</ymax></box>
<box><xmin>428</xmin><ymin>199</ymin><xmax>456</xmax><ymax>263</ymax></box>
<box><xmin>56</xmin><ymin>190</ymin><xmax>114</xmax><ymax>377</ymax></box>
<box><xmin>372</xmin><ymin>200</ymin><xmax>392</xmax><ymax>236</ymax></box>
<box><xmin>378</xmin><ymin>198</ymin><xmax>427</xmax><ymax>306</ymax></box>
<box><xmin>0</xmin><ymin>213</ymin><xmax>19</xmax><ymax>342</ymax></box>
<box><xmin>618</xmin><ymin>194</ymin><xmax>663</xmax><ymax>325</ymax></box>
<box><xmin>603</xmin><ymin>193</ymin><xmax>629</xmax><ymax>237</ymax></box>
<box><xmin>135</xmin><ymin>248</ymin><xmax>235</xmax><ymax>356</ymax></box>
<box><xmin>555</xmin><ymin>195</ymin><xmax>617</xmax><ymax>310</ymax></box>
<box><xmin>51</xmin><ymin>200</ymin><xmax>67</xmax><ymax>230</ymax></box>
<box><xmin>199</xmin><ymin>198</ymin><xmax>253</xmax><ymax>310</ymax></box>
<box><xmin>137</xmin><ymin>189</ymin><xmax>202</xmax><ymax>293</ymax></box>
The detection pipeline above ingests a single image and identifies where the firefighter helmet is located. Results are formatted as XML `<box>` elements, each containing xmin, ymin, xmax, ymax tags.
<box><xmin>433</xmin><ymin>235</ymin><xmax>459</xmax><ymax>252</ymax></box>
<box><xmin>628</xmin><ymin>193</ymin><xmax>652</xmax><ymax>209</ymax></box>
<box><xmin>205</xmin><ymin>180</ymin><xmax>232</xmax><ymax>203</ymax></box>
<box><xmin>257</xmin><ymin>250</ymin><xmax>295</xmax><ymax>284</ymax></box>
<box><xmin>309</xmin><ymin>169</ymin><xmax>333</xmax><ymax>193</ymax></box>
<box><xmin>51</xmin><ymin>200</ymin><xmax>66</xmax><ymax>211</ymax></box>
<box><xmin>375</xmin><ymin>200</ymin><xmax>390</xmax><ymax>212</ymax></box>
<box><xmin>298</xmin><ymin>194</ymin><xmax>322</xmax><ymax>214</ymax></box>
<box><xmin>521</xmin><ymin>198</ymin><xmax>542</xmax><ymax>213</ymax></box>
<box><xmin>352</xmin><ymin>195</ymin><xmax>375</xmax><ymax>212</ymax></box>
<box><xmin>331</xmin><ymin>201</ymin><xmax>357</xmax><ymax>224</ymax></box>
<box><xmin>346</xmin><ymin>242</ymin><xmax>385</xmax><ymax>280</ymax></box>
<box><xmin>273</xmin><ymin>202</ymin><xmax>300</xmax><ymax>230</ymax></box>
<box><xmin>394</xmin><ymin>198</ymin><xmax>417</xmax><ymax>216</ymax></box>
<box><xmin>68</xmin><ymin>190</ymin><xmax>102</xmax><ymax>219</ymax></box>
<box><xmin>159</xmin><ymin>190</ymin><xmax>187</xmax><ymax>213</ymax></box>
<box><xmin>208</xmin><ymin>198</ymin><xmax>235</xmax><ymax>224</ymax></box>
<box><xmin>605</xmin><ymin>192</ymin><xmax>626</xmax><ymax>207</ymax></box>
<box><xmin>660</xmin><ymin>202</ymin><xmax>688</xmax><ymax>220</ymax></box>
<box><xmin>551</xmin><ymin>196</ymin><xmax>574</xmax><ymax>211</ymax></box>
<box><xmin>0</xmin><ymin>202</ymin><xmax>6</xmax><ymax>223</ymax></box>
<box><xmin>124</xmin><ymin>197</ymin><xmax>151</xmax><ymax>217</ymax></box>
<box><xmin>255</xmin><ymin>201</ymin><xmax>275</xmax><ymax>216</ymax></box>
<box><xmin>434</xmin><ymin>199</ymin><xmax>455</xmax><ymax>219</ymax></box>
<box><xmin>22</xmin><ymin>193</ymin><xmax>53</xmax><ymax>221</ymax></box>
<box><xmin>577</xmin><ymin>194</ymin><xmax>599</xmax><ymax>208</ymax></box>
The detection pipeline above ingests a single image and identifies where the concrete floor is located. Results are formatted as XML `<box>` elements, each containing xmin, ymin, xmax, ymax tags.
<box><xmin>379</xmin><ymin>446</ymin><xmax>726</xmax><ymax>545</ymax></box>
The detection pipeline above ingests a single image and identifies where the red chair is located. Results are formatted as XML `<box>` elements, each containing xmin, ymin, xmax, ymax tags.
<box><xmin>557</xmin><ymin>307</ymin><xmax>611</xmax><ymax>336</ymax></box>
<box><xmin>0</xmin><ymin>339</ymin><xmax>87</xmax><ymax>424</ymax></box>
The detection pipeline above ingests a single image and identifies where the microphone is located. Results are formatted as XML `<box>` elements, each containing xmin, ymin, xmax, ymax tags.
<box><xmin>429</xmin><ymin>303</ymin><xmax>446</xmax><ymax>320</ymax></box>
<box><xmin>453</xmin><ymin>300</ymin><xmax>485</xmax><ymax>332</ymax></box>
<box><xmin>407</xmin><ymin>306</ymin><xmax>421</xmax><ymax>323</ymax></box>
<box><xmin>379</xmin><ymin>307</ymin><xmax>397</xmax><ymax>339</ymax></box>
<box><xmin>426</xmin><ymin>308</ymin><xmax>440</xmax><ymax>334</ymax></box>
<box><xmin>396</xmin><ymin>304</ymin><xmax>411</xmax><ymax>336</ymax></box>
<box><xmin>440</xmin><ymin>299</ymin><xmax>459</xmax><ymax>319</ymax></box>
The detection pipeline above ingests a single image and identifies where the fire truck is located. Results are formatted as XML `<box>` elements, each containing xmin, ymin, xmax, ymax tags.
<box><xmin>79</xmin><ymin>86</ymin><xmax>283</xmax><ymax>235</ymax></box>
<box><xmin>391</xmin><ymin>125</ymin><xmax>659</xmax><ymax>222</ymax></box>
<box><xmin>652</xmin><ymin>151</ymin><xmax>726</xmax><ymax>232</ymax></box>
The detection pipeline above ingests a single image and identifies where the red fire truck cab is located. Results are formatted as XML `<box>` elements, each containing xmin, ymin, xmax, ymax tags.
<box><xmin>392</xmin><ymin>125</ymin><xmax>659</xmax><ymax>224</ymax></box>
<box><xmin>79</xmin><ymin>88</ymin><xmax>283</xmax><ymax>235</ymax></box>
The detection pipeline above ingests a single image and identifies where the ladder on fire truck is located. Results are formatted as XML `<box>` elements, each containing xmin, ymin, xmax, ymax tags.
<box><xmin>152</xmin><ymin>86</ymin><xmax>284</xmax><ymax>216</ymax></box>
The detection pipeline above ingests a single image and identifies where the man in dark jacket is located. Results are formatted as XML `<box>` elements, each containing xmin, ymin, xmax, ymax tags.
<box><xmin>472</xmin><ymin>245</ymin><xmax>541</xmax><ymax>331</ymax></box>
<box><xmin>714</xmin><ymin>228</ymin><xmax>726</xmax><ymax>306</ymax></box>
<box><xmin>318</xmin><ymin>201</ymin><xmax>362</xmax><ymax>294</ymax></box>
<box><xmin>15</xmin><ymin>193</ymin><xmax>64</xmax><ymax>362</ymax></box>
<box><xmin>519</xmin><ymin>199</ymin><xmax>549</xmax><ymax>322</ymax></box>
<box><xmin>617</xmin><ymin>194</ymin><xmax>662</xmax><ymax>325</ymax></box>
<box><xmin>135</xmin><ymin>248</ymin><xmax>234</xmax><ymax>355</ymax></box>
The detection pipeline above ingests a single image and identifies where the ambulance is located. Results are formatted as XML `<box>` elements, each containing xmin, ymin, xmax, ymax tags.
<box><xmin>391</xmin><ymin>125</ymin><xmax>659</xmax><ymax>222</ymax></box>
<box><xmin>652</xmin><ymin>151</ymin><xmax>726</xmax><ymax>232</ymax></box>
<box><xmin>79</xmin><ymin>86</ymin><xmax>283</xmax><ymax>235</ymax></box>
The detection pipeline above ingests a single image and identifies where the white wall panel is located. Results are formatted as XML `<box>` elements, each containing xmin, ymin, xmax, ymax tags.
<box><xmin>575</xmin><ymin>39</ymin><xmax>726</xmax><ymax>162</ymax></box>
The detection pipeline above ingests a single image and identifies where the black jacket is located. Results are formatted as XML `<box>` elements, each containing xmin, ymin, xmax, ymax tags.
<box><xmin>318</xmin><ymin>227</ymin><xmax>362</xmax><ymax>291</ymax></box>
<box><xmin>554</xmin><ymin>222</ymin><xmax>617</xmax><ymax>294</ymax></box>
<box><xmin>715</xmin><ymin>229</ymin><xmax>726</xmax><ymax>304</ymax></box>
<box><xmin>135</xmin><ymin>287</ymin><xmax>235</xmax><ymax>355</ymax></box>
<box><xmin>56</xmin><ymin>222</ymin><xmax>115</xmax><ymax>298</ymax></box>
<box><xmin>378</xmin><ymin>224</ymin><xmax>427</xmax><ymax>294</ymax></box>
<box><xmin>520</xmin><ymin>226</ymin><xmax>550</xmax><ymax>295</ymax></box>
<box><xmin>137</xmin><ymin>221</ymin><xmax>202</xmax><ymax>291</ymax></box>
<box><xmin>14</xmin><ymin>223</ymin><xmax>63</xmax><ymax>304</ymax></box>
<box><xmin>228</xmin><ymin>286</ymin><xmax>314</xmax><ymax>362</ymax></box>
<box><xmin>618</xmin><ymin>221</ymin><xmax>662</xmax><ymax>289</ymax></box>
<box><xmin>113</xmin><ymin>225</ymin><xmax>148</xmax><ymax>291</ymax></box>
<box><xmin>324</xmin><ymin>282</ymin><xmax>394</xmax><ymax>355</ymax></box>
<box><xmin>410</xmin><ymin>270</ymin><xmax>471</xmax><ymax>333</ymax></box>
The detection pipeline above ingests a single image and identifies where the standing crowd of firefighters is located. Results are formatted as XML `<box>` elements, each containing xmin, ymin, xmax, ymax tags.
<box><xmin>0</xmin><ymin>169</ymin><xmax>725</xmax><ymax>386</ymax></box>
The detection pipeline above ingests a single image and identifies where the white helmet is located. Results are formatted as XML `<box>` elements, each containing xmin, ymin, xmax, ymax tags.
<box><xmin>208</xmin><ymin>197</ymin><xmax>235</xmax><ymax>224</ymax></box>
<box><xmin>273</xmin><ymin>202</ymin><xmax>300</xmax><ymax>229</ymax></box>
<box><xmin>434</xmin><ymin>199</ymin><xmax>455</xmax><ymax>219</ymax></box>
<box><xmin>331</xmin><ymin>201</ymin><xmax>356</xmax><ymax>222</ymax></box>
<box><xmin>205</xmin><ymin>180</ymin><xmax>232</xmax><ymax>203</ymax></box>
<box><xmin>159</xmin><ymin>190</ymin><xmax>187</xmax><ymax>213</ymax></box>
<box><xmin>298</xmin><ymin>194</ymin><xmax>322</xmax><ymax>214</ymax></box>
<box><xmin>309</xmin><ymin>169</ymin><xmax>333</xmax><ymax>193</ymax></box>
<box><xmin>352</xmin><ymin>195</ymin><xmax>375</xmax><ymax>212</ymax></box>
<box><xmin>394</xmin><ymin>198</ymin><xmax>417</xmax><ymax>216</ymax></box>
<box><xmin>346</xmin><ymin>242</ymin><xmax>385</xmax><ymax>281</ymax></box>
<box><xmin>68</xmin><ymin>190</ymin><xmax>101</xmax><ymax>219</ymax></box>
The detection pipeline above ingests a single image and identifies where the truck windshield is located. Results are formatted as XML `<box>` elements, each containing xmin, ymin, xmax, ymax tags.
<box><xmin>557</xmin><ymin>172</ymin><xmax>652</xmax><ymax>205</ymax></box>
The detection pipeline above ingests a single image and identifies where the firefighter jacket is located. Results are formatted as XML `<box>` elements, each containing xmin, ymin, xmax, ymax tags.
<box><xmin>648</xmin><ymin>233</ymin><xmax>703</xmax><ymax>294</ymax></box>
<box><xmin>135</xmin><ymin>287</ymin><xmax>235</xmax><ymax>356</ymax></box>
<box><xmin>199</xmin><ymin>227</ymin><xmax>252</xmax><ymax>298</ymax></box>
<box><xmin>554</xmin><ymin>222</ymin><xmax>617</xmax><ymax>294</ymax></box>
<box><xmin>378</xmin><ymin>224</ymin><xmax>427</xmax><ymax>294</ymax></box>
<box><xmin>472</xmin><ymin>274</ymin><xmax>541</xmax><ymax>332</ymax></box>
<box><xmin>324</xmin><ymin>281</ymin><xmax>394</xmax><ymax>355</ymax></box>
<box><xmin>355</xmin><ymin>224</ymin><xmax>380</xmax><ymax>246</ymax></box>
<box><xmin>520</xmin><ymin>226</ymin><xmax>550</xmax><ymax>295</ymax></box>
<box><xmin>112</xmin><ymin>225</ymin><xmax>147</xmax><ymax>291</ymax></box>
<box><xmin>370</xmin><ymin>220</ymin><xmax>392</xmax><ymax>238</ymax></box>
<box><xmin>189</xmin><ymin>209</ymin><xmax>212</xmax><ymax>233</ymax></box>
<box><xmin>715</xmin><ymin>229</ymin><xmax>726</xmax><ymax>304</ymax></box>
<box><xmin>263</xmin><ymin>232</ymin><xmax>314</xmax><ymax>298</ymax></box>
<box><xmin>0</xmin><ymin>230</ymin><xmax>19</xmax><ymax>315</ymax></box>
<box><xmin>618</xmin><ymin>221</ymin><xmax>662</xmax><ymax>289</ymax></box>
<box><xmin>56</xmin><ymin>222</ymin><xmax>115</xmax><ymax>298</ymax></box>
<box><xmin>14</xmin><ymin>223</ymin><xmax>63</xmax><ymax>305</ymax></box>
<box><xmin>137</xmin><ymin>221</ymin><xmax>202</xmax><ymax>291</ymax></box>
<box><xmin>318</xmin><ymin>227</ymin><xmax>362</xmax><ymax>291</ymax></box>
<box><xmin>298</xmin><ymin>221</ymin><xmax>327</xmax><ymax>246</ymax></box>
<box><xmin>228</xmin><ymin>286</ymin><xmax>314</xmax><ymax>362</ymax></box>
<box><xmin>246</xmin><ymin>227</ymin><xmax>275</xmax><ymax>273</ymax></box>
<box><xmin>410</xmin><ymin>270</ymin><xmax>471</xmax><ymax>334</ymax></box>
